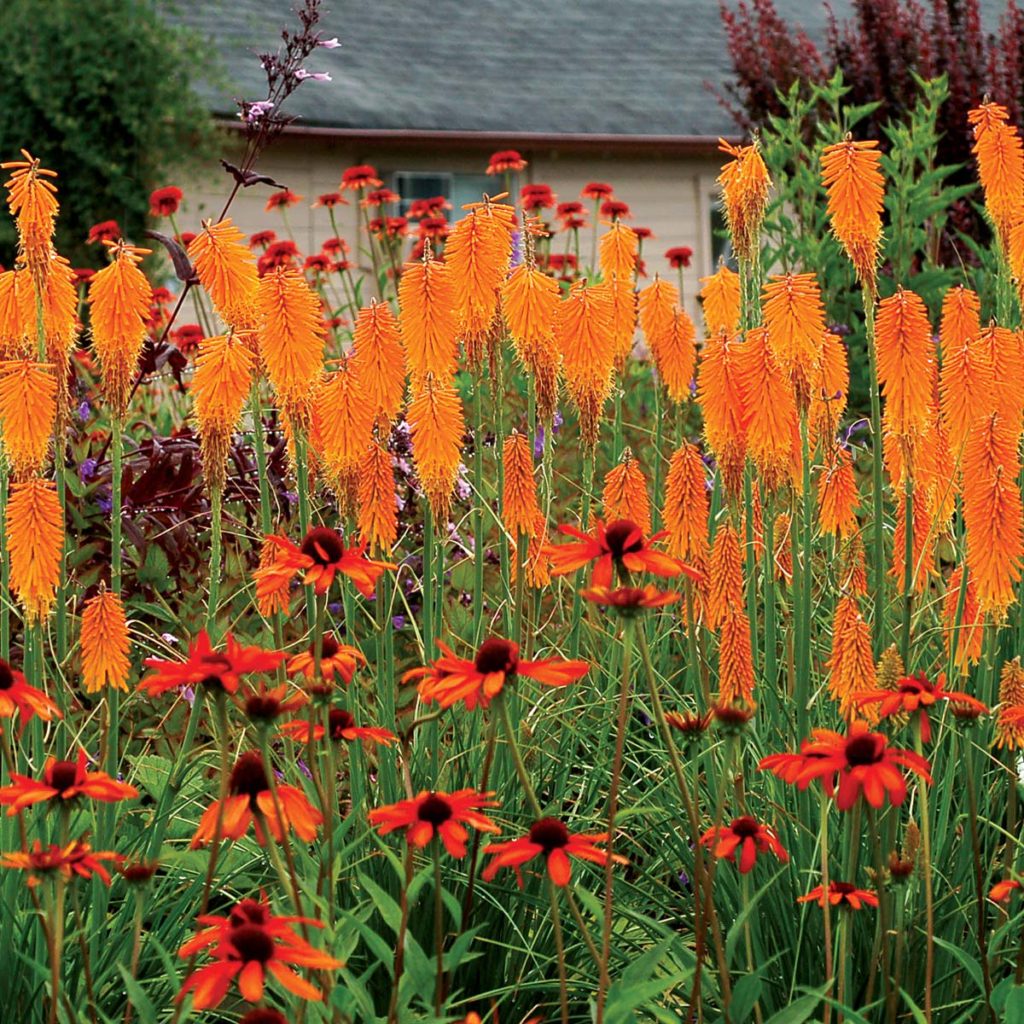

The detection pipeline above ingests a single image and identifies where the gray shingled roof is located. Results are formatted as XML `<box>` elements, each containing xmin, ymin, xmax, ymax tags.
<box><xmin>162</xmin><ymin>0</ymin><xmax>992</xmax><ymax>139</ymax></box>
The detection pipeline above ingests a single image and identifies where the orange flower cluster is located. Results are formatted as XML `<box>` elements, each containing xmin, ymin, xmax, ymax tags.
<box><xmin>408</xmin><ymin>375</ymin><xmax>466</xmax><ymax>520</ymax></box>
<box><xmin>501</xmin><ymin>262</ymin><xmax>561</xmax><ymax>422</ymax></box>
<box><xmin>698</xmin><ymin>329</ymin><xmax>747</xmax><ymax>496</ymax></box>
<box><xmin>80</xmin><ymin>589</ymin><xmax>131</xmax><ymax>693</ymax></box>
<box><xmin>502</xmin><ymin>431</ymin><xmax>541</xmax><ymax>540</ymax></box>
<box><xmin>969</xmin><ymin>102</ymin><xmax>1024</xmax><ymax>252</ymax></box>
<box><xmin>699</xmin><ymin>264</ymin><xmax>741</xmax><ymax>335</ymax></box>
<box><xmin>187</xmin><ymin>219</ymin><xmax>259</xmax><ymax>331</ymax></box>
<box><xmin>602</xmin><ymin>449</ymin><xmax>651</xmax><ymax>535</ymax></box>
<box><xmin>717</xmin><ymin>139</ymin><xmax>771</xmax><ymax>260</ymax></box>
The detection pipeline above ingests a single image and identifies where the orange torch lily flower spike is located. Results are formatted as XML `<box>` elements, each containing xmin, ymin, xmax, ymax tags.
<box><xmin>855</xmin><ymin>671</ymin><xmax>987</xmax><ymax>743</ymax></box>
<box><xmin>0</xmin><ymin>749</ymin><xmax>137</xmax><ymax>814</ymax></box>
<box><xmin>547</xmin><ymin>517</ymin><xmax>699</xmax><ymax>588</ymax></box>
<box><xmin>177</xmin><ymin>897</ymin><xmax>342</xmax><ymax>1010</ymax></box>
<box><xmin>405</xmin><ymin>637</ymin><xmax>589</xmax><ymax>711</ymax></box>
<box><xmin>482</xmin><ymin>817</ymin><xmax>625</xmax><ymax>887</ymax></box>
<box><xmin>369</xmin><ymin>789</ymin><xmax>500</xmax><ymax>857</ymax></box>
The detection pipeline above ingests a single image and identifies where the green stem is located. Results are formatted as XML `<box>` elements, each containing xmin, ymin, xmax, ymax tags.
<box><xmin>548</xmin><ymin>879</ymin><xmax>571</xmax><ymax>1024</ymax></box>
<box><xmin>863</xmin><ymin>295</ymin><xmax>886</xmax><ymax>658</ymax></box>
<box><xmin>206</xmin><ymin>485</ymin><xmax>222</xmax><ymax>638</ymax></box>
<box><xmin>900</xmin><ymin>474</ymin><xmax>914</xmax><ymax>669</ymax></box>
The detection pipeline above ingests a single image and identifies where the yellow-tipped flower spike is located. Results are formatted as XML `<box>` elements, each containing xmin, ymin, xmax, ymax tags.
<box><xmin>187</xmin><ymin>219</ymin><xmax>259</xmax><ymax>332</ymax></box>
<box><xmin>408</xmin><ymin>374</ymin><xmax>465</xmax><ymax>521</ymax></box>
<box><xmin>357</xmin><ymin>442</ymin><xmax>398</xmax><ymax>556</ymax></box>
<box><xmin>0</xmin><ymin>360</ymin><xmax>56</xmax><ymax>478</ymax></box>
<box><xmin>351</xmin><ymin>301</ymin><xmax>406</xmax><ymax>428</ymax></box>
<box><xmin>502</xmin><ymin>431</ymin><xmax>540</xmax><ymax>541</ymax></box>
<box><xmin>1</xmin><ymin>150</ymin><xmax>58</xmax><ymax>282</ymax></box>
<box><xmin>7</xmin><ymin>477</ymin><xmax>63</xmax><ymax>624</ymax></box>
<box><xmin>80</xmin><ymin>588</ymin><xmax>131</xmax><ymax>693</ymax></box>
<box><xmin>601</xmin><ymin>448</ymin><xmax>651</xmax><ymax>536</ymax></box>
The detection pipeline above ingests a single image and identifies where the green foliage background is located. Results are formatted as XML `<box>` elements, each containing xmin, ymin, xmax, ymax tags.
<box><xmin>0</xmin><ymin>0</ymin><xmax>216</xmax><ymax>268</ymax></box>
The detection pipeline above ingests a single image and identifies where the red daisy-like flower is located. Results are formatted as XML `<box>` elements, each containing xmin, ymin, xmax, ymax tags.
<box><xmin>177</xmin><ymin>231</ymin><xmax>197</xmax><ymax>247</ymax></box>
<box><xmin>191</xmin><ymin>751</ymin><xmax>323</xmax><ymax>848</ymax></box>
<box><xmin>249</xmin><ymin>229</ymin><xmax>278</xmax><ymax>251</ymax></box>
<box><xmin>340</xmin><ymin>165</ymin><xmax>383</xmax><ymax>191</ymax></box>
<box><xmin>265</xmin><ymin>189</ymin><xmax>303</xmax><ymax>211</ymax></box>
<box><xmin>2</xmin><ymin>839</ymin><xmax>123</xmax><ymax>887</ymax></box>
<box><xmin>581</xmin><ymin>182</ymin><xmax>614</xmax><ymax>200</ymax></box>
<box><xmin>172</xmin><ymin>323</ymin><xmax>204</xmax><ymax>356</ymax></box>
<box><xmin>580</xmin><ymin>584</ymin><xmax>680</xmax><ymax>614</ymax></box>
<box><xmin>408</xmin><ymin>195</ymin><xmax>452</xmax><ymax>219</ymax></box>
<box><xmin>278</xmin><ymin>708</ymin><xmax>397</xmax><ymax>746</ymax></box>
<box><xmin>177</xmin><ymin>897</ymin><xmax>341</xmax><ymax>1010</ymax></box>
<box><xmin>320</xmin><ymin>235</ymin><xmax>350</xmax><ymax>255</ymax></box>
<box><xmin>633</xmin><ymin>226</ymin><xmax>654</xmax><ymax>240</ymax></box>
<box><xmin>855</xmin><ymin>671</ymin><xmax>988</xmax><ymax>743</ymax></box>
<box><xmin>486</xmin><ymin>150</ymin><xmax>528</xmax><ymax>175</ymax></box>
<box><xmin>361</xmin><ymin>188</ymin><xmax>401</xmax><ymax>208</ymax></box>
<box><xmin>286</xmin><ymin>633</ymin><xmax>366</xmax><ymax>688</ymax></box>
<box><xmin>546</xmin><ymin>253</ymin><xmax>578</xmax><ymax>274</ymax></box>
<box><xmin>547</xmin><ymin>518</ymin><xmax>699</xmax><ymax>588</ymax></box>
<box><xmin>665</xmin><ymin>246</ymin><xmax>693</xmax><ymax>269</ymax></box>
<box><xmin>87</xmin><ymin>220</ymin><xmax>121</xmax><ymax>245</ymax></box>
<box><xmin>0</xmin><ymin>657</ymin><xmax>60</xmax><ymax>730</ymax></box>
<box><xmin>418</xmin><ymin>215</ymin><xmax>449</xmax><ymax>240</ymax></box>
<box><xmin>482</xmin><ymin>816</ymin><xmax>625</xmax><ymax>887</ymax></box>
<box><xmin>798</xmin><ymin>881</ymin><xmax>878</xmax><ymax>910</ymax></box>
<box><xmin>304</xmin><ymin>253</ymin><xmax>332</xmax><ymax>274</ymax></box>
<box><xmin>258</xmin><ymin>239</ymin><xmax>300</xmax><ymax>273</ymax></box>
<box><xmin>0</xmin><ymin>749</ymin><xmax>138</xmax><ymax>814</ymax></box>
<box><xmin>72</xmin><ymin>267</ymin><xmax>96</xmax><ymax>286</ymax></box>
<box><xmin>700</xmin><ymin>816</ymin><xmax>788</xmax><ymax>873</ymax></box>
<box><xmin>139</xmin><ymin>630</ymin><xmax>285</xmax><ymax>699</ymax></box>
<box><xmin>600</xmin><ymin>199</ymin><xmax>631</xmax><ymax>220</ymax></box>
<box><xmin>383</xmin><ymin>215</ymin><xmax>408</xmax><ymax>238</ymax></box>
<box><xmin>990</xmin><ymin>879</ymin><xmax>1022</xmax><ymax>902</ymax></box>
<box><xmin>240</xmin><ymin>683</ymin><xmax>308</xmax><ymax>725</ymax></box>
<box><xmin>312</xmin><ymin>192</ymin><xmax>349</xmax><ymax>208</ymax></box>
<box><xmin>520</xmin><ymin>183</ymin><xmax>557</xmax><ymax>211</ymax></box>
<box><xmin>759</xmin><ymin>721</ymin><xmax>932</xmax><ymax>810</ymax></box>
<box><xmin>149</xmin><ymin>186</ymin><xmax>183</xmax><ymax>217</ymax></box>
<box><xmin>556</xmin><ymin>201</ymin><xmax>585</xmax><ymax>220</ymax></box>
<box><xmin>369</xmin><ymin>789</ymin><xmax>499</xmax><ymax>857</ymax></box>
<box><xmin>404</xmin><ymin>637</ymin><xmax>589</xmax><ymax>711</ymax></box>
<box><xmin>254</xmin><ymin>527</ymin><xmax>395</xmax><ymax>611</ymax></box>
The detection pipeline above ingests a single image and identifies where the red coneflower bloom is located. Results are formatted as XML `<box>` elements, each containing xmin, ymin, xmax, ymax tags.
<box><xmin>855</xmin><ymin>671</ymin><xmax>988</xmax><ymax>744</ymax></box>
<box><xmin>581</xmin><ymin>182</ymin><xmax>614</xmax><ymax>200</ymax></box>
<box><xmin>361</xmin><ymin>188</ymin><xmax>401</xmax><ymax>208</ymax></box>
<box><xmin>278</xmin><ymin>708</ymin><xmax>397</xmax><ymax>746</ymax></box>
<box><xmin>482</xmin><ymin>817</ymin><xmax>624</xmax><ymax>887</ymax></box>
<box><xmin>177</xmin><ymin>231</ymin><xmax>196</xmax><ymax>246</ymax></box>
<box><xmin>665</xmin><ymin>246</ymin><xmax>693</xmax><ymax>269</ymax></box>
<box><xmin>408</xmin><ymin>195</ymin><xmax>452</xmax><ymax>219</ymax></box>
<box><xmin>600</xmin><ymin>199</ymin><xmax>631</xmax><ymax>220</ymax></box>
<box><xmin>172</xmin><ymin>323</ymin><xmax>204</xmax><ymax>356</ymax></box>
<box><xmin>2</xmin><ymin>840</ymin><xmax>123</xmax><ymax>887</ymax></box>
<box><xmin>258</xmin><ymin>239</ymin><xmax>300</xmax><ymax>273</ymax></box>
<box><xmin>139</xmin><ymin>630</ymin><xmax>284</xmax><ymax>698</ymax></box>
<box><xmin>700</xmin><ymin>816</ymin><xmax>788</xmax><ymax>873</ymax></box>
<box><xmin>321</xmin><ymin>236</ymin><xmax>350</xmax><ymax>255</ymax></box>
<box><xmin>248</xmin><ymin>229</ymin><xmax>277</xmax><ymax>250</ymax></box>
<box><xmin>990</xmin><ymin>879</ymin><xmax>1022</xmax><ymax>902</ymax></box>
<box><xmin>286</xmin><ymin>633</ymin><xmax>366</xmax><ymax>687</ymax></box>
<box><xmin>72</xmin><ymin>267</ymin><xmax>95</xmax><ymax>286</ymax></box>
<box><xmin>0</xmin><ymin>656</ymin><xmax>59</xmax><ymax>729</ymax></box>
<box><xmin>0</xmin><ymin>749</ymin><xmax>137</xmax><ymax>814</ymax></box>
<box><xmin>798</xmin><ymin>881</ymin><xmax>878</xmax><ymax>910</ymax></box>
<box><xmin>417</xmin><ymin>215</ymin><xmax>449</xmax><ymax>241</ymax></box>
<box><xmin>254</xmin><ymin>527</ymin><xmax>395</xmax><ymax>611</ymax></box>
<box><xmin>547</xmin><ymin>518</ymin><xmax>699</xmax><ymax>588</ymax></box>
<box><xmin>557</xmin><ymin>201</ymin><xmax>585</xmax><ymax>219</ymax></box>
<box><xmin>633</xmin><ymin>226</ymin><xmax>654</xmax><ymax>240</ymax></box>
<box><xmin>191</xmin><ymin>751</ymin><xmax>322</xmax><ymax>848</ymax></box>
<box><xmin>149</xmin><ymin>186</ymin><xmax>183</xmax><ymax>217</ymax></box>
<box><xmin>240</xmin><ymin>683</ymin><xmax>308</xmax><ymax>725</ymax></box>
<box><xmin>383</xmin><ymin>215</ymin><xmax>408</xmax><ymax>238</ymax></box>
<box><xmin>369</xmin><ymin>789</ymin><xmax>499</xmax><ymax>857</ymax></box>
<box><xmin>520</xmin><ymin>183</ymin><xmax>557</xmax><ymax>211</ymax></box>
<box><xmin>312</xmin><ymin>192</ymin><xmax>349</xmax><ymax>208</ymax></box>
<box><xmin>340</xmin><ymin>165</ymin><xmax>383</xmax><ymax>191</ymax></box>
<box><xmin>580</xmin><ymin>584</ymin><xmax>680</xmax><ymax>614</ymax></box>
<box><xmin>304</xmin><ymin>253</ymin><xmax>332</xmax><ymax>274</ymax></box>
<box><xmin>760</xmin><ymin>721</ymin><xmax>932</xmax><ymax>810</ymax></box>
<box><xmin>264</xmin><ymin>189</ymin><xmax>303</xmax><ymax>211</ymax></box>
<box><xmin>486</xmin><ymin>150</ymin><xmax>527</xmax><ymax>175</ymax></box>
<box><xmin>87</xmin><ymin>220</ymin><xmax>121</xmax><ymax>245</ymax></box>
<box><xmin>177</xmin><ymin>897</ymin><xmax>341</xmax><ymax>1009</ymax></box>
<box><xmin>404</xmin><ymin>637</ymin><xmax>589</xmax><ymax>711</ymax></box>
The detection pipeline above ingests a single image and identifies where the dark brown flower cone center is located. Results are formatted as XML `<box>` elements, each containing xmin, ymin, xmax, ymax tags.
<box><xmin>729</xmin><ymin>816</ymin><xmax>761</xmax><ymax>839</ymax></box>
<box><xmin>318</xmin><ymin>634</ymin><xmax>341</xmax><ymax>659</ymax></box>
<box><xmin>228</xmin><ymin>923</ymin><xmax>275</xmax><ymax>963</ymax></box>
<box><xmin>229</xmin><ymin>752</ymin><xmax>270</xmax><ymax>806</ymax></box>
<box><xmin>604</xmin><ymin>519</ymin><xmax>644</xmax><ymax>559</ymax></box>
<box><xmin>417</xmin><ymin>793</ymin><xmax>453</xmax><ymax>826</ymax></box>
<box><xmin>832</xmin><ymin>881</ymin><xmax>856</xmax><ymax>897</ymax></box>
<box><xmin>0</xmin><ymin>660</ymin><xmax>14</xmax><ymax>690</ymax></box>
<box><xmin>845</xmin><ymin>734</ymin><xmax>884</xmax><ymax>766</ymax></box>
<box><xmin>328</xmin><ymin>709</ymin><xmax>355</xmax><ymax>738</ymax></box>
<box><xmin>199</xmin><ymin>654</ymin><xmax>233</xmax><ymax>690</ymax></box>
<box><xmin>229</xmin><ymin>899</ymin><xmax>269</xmax><ymax>927</ymax></box>
<box><xmin>47</xmin><ymin>760</ymin><xmax>79</xmax><ymax>794</ymax></box>
<box><xmin>474</xmin><ymin>637</ymin><xmax>518</xmax><ymax>675</ymax></box>
<box><xmin>301</xmin><ymin>527</ymin><xmax>344</xmax><ymax>566</ymax></box>
<box><xmin>245</xmin><ymin>694</ymin><xmax>281</xmax><ymax>721</ymax></box>
<box><xmin>239</xmin><ymin>1011</ymin><xmax>288</xmax><ymax>1024</ymax></box>
<box><xmin>528</xmin><ymin>817</ymin><xmax>571</xmax><ymax>853</ymax></box>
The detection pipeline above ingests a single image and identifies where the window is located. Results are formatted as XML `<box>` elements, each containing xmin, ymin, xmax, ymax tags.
<box><xmin>391</xmin><ymin>171</ymin><xmax>496</xmax><ymax>219</ymax></box>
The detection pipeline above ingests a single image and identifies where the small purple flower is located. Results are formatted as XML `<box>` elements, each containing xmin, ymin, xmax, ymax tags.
<box><xmin>392</xmin><ymin>615</ymin><xmax>406</xmax><ymax>629</ymax></box>
<box><xmin>318</xmin><ymin>36</ymin><xmax>341</xmax><ymax>48</ymax></box>
<box><xmin>182</xmin><ymin>686</ymin><xmax>196</xmax><ymax>707</ymax></box>
<box><xmin>295</xmin><ymin>69</ymin><xmax>332</xmax><ymax>82</ymax></box>
<box><xmin>79</xmin><ymin>457</ymin><xmax>98</xmax><ymax>483</ymax></box>
<box><xmin>841</xmin><ymin>418</ymin><xmax>869</xmax><ymax>447</ymax></box>
<box><xmin>297</xmin><ymin>758</ymin><xmax>313</xmax><ymax>780</ymax></box>
<box><xmin>98</xmin><ymin>495</ymin><xmax>112</xmax><ymax>514</ymax></box>
<box><xmin>285</xmin><ymin>490</ymin><xmax>298</xmax><ymax>506</ymax></box>
<box><xmin>242</xmin><ymin>100</ymin><xmax>275</xmax><ymax>124</ymax></box>
<box><xmin>328</xmin><ymin>601</ymin><xmax>343</xmax><ymax>616</ymax></box>
<box><xmin>553</xmin><ymin>410</ymin><xmax>563</xmax><ymax>430</ymax></box>
<box><xmin>510</xmin><ymin>230</ymin><xmax>523</xmax><ymax>268</ymax></box>
<box><xmin>455</xmin><ymin>474</ymin><xmax>472</xmax><ymax>502</ymax></box>
<box><xmin>78</xmin><ymin>400</ymin><xmax>90</xmax><ymax>422</ymax></box>
<box><xmin>534</xmin><ymin>427</ymin><xmax>545</xmax><ymax>459</ymax></box>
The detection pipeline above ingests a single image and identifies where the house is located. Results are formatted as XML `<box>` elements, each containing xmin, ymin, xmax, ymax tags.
<box><xmin>163</xmin><ymin>0</ymin><xmax>847</xmax><ymax>315</ymax></box>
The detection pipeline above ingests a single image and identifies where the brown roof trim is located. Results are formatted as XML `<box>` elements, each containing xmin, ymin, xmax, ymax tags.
<box><xmin>218</xmin><ymin>119</ymin><xmax>735</xmax><ymax>154</ymax></box>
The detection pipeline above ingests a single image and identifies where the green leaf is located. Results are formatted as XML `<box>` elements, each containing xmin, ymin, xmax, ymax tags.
<box><xmin>932</xmin><ymin>935</ymin><xmax>984</xmax><ymax>996</ymax></box>
<box><xmin>1005</xmin><ymin>985</ymin><xmax>1024</xmax><ymax>1024</ymax></box>
<box><xmin>117</xmin><ymin>965</ymin><xmax>157</xmax><ymax>1024</ymax></box>
<box><xmin>730</xmin><ymin>973</ymin><xmax>763</xmax><ymax>1023</ymax></box>
<box><xmin>356</xmin><ymin>872</ymin><xmax>403</xmax><ymax>935</ymax></box>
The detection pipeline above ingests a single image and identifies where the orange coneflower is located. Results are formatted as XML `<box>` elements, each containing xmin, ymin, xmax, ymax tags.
<box><xmin>80</xmin><ymin>588</ymin><xmax>130</xmax><ymax>693</ymax></box>
<box><xmin>0</xmin><ymin>359</ymin><xmax>56</xmax><ymax>477</ymax></box>
<box><xmin>7</xmin><ymin>477</ymin><xmax>62</xmax><ymax>624</ymax></box>
<box><xmin>501</xmin><ymin>262</ymin><xmax>560</xmax><ymax>422</ymax></box>
<box><xmin>2</xmin><ymin>840</ymin><xmax>122</xmax><ymax>887</ymax></box>
<box><xmin>556</xmin><ymin>281</ymin><xmax>617</xmax><ymax>449</ymax></box>
<box><xmin>502</xmin><ymin>430</ymin><xmax>540</xmax><ymax>540</ymax></box>
<box><xmin>351</xmin><ymin>301</ymin><xmax>406</xmax><ymax>427</ymax></box>
<box><xmin>482</xmin><ymin>817</ymin><xmax>624</xmax><ymax>887</ymax></box>
<box><xmin>278</xmin><ymin>707</ymin><xmax>396</xmax><ymax>747</ymax></box>
<box><xmin>1</xmin><ymin>151</ymin><xmax>58</xmax><ymax>279</ymax></box>
<box><xmin>735</xmin><ymin>325</ymin><xmax>800</xmax><ymax>492</ymax></box>
<box><xmin>257</xmin><ymin>266</ymin><xmax>325</xmax><ymax>420</ymax></box>
<box><xmin>287</xmin><ymin>633</ymin><xmax>366</xmax><ymax>690</ymax></box>
<box><xmin>943</xmin><ymin>566</ymin><xmax>984</xmax><ymax>675</ymax></box>
<box><xmin>705</xmin><ymin>522</ymin><xmax>744</xmax><ymax>630</ymax></box>
<box><xmin>762</xmin><ymin>272</ymin><xmax>825</xmax><ymax>402</ymax></box>
<box><xmin>717</xmin><ymin>139</ymin><xmax>771</xmax><ymax>260</ymax></box>
<box><xmin>798</xmin><ymin>882</ymin><xmax>878</xmax><ymax>910</ymax></box>
<box><xmin>0</xmin><ymin>749</ymin><xmax>137</xmax><ymax>813</ymax></box>
<box><xmin>177</xmin><ymin>898</ymin><xmax>341</xmax><ymax>1010</ymax></box>
<box><xmin>369</xmin><ymin>789</ymin><xmax>500</xmax><ymax>857</ymax></box>
<box><xmin>855</xmin><ymin>671</ymin><xmax>987</xmax><ymax>744</ymax></box>
<box><xmin>663</xmin><ymin>441</ymin><xmax>710</xmax><ymax>567</ymax></box>
<box><xmin>405</xmin><ymin>636</ymin><xmax>589</xmax><ymax>711</ymax></box>
<box><xmin>140</xmin><ymin>631</ymin><xmax>283</xmax><ymax>698</ymax></box>
<box><xmin>820</xmin><ymin>137</ymin><xmax>885</xmax><ymax>293</ymax></box>
<box><xmin>699</xmin><ymin>264</ymin><xmax>741</xmax><ymax>335</ymax></box>
<box><xmin>990</xmin><ymin>879</ymin><xmax>1022</xmax><ymax>903</ymax></box>
<box><xmin>700</xmin><ymin>816</ymin><xmax>788</xmax><ymax>873</ymax></box>
<box><xmin>599</xmin><ymin>221</ymin><xmax>639</xmax><ymax>285</ymax></box>
<box><xmin>601</xmin><ymin>448</ymin><xmax>651</xmax><ymax>535</ymax></box>
<box><xmin>718</xmin><ymin>606</ymin><xmax>755</xmax><ymax>705</ymax></box>
<box><xmin>187</xmin><ymin>219</ymin><xmax>260</xmax><ymax>331</ymax></box>
<box><xmin>446</xmin><ymin>199</ymin><xmax>515</xmax><ymax>366</ymax></box>
<box><xmin>979</xmin><ymin>322</ymin><xmax>1024</xmax><ymax>434</ymax></box>
<box><xmin>817</xmin><ymin>445</ymin><xmax>859</xmax><ymax>538</ymax></box>
<box><xmin>581</xmin><ymin>584</ymin><xmax>681</xmax><ymax>613</ymax></box>
<box><xmin>191</xmin><ymin>751</ymin><xmax>322</xmax><ymax>848</ymax></box>
<box><xmin>962</xmin><ymin>411</ymin><xmax>1024</xmax><ymax>616</ymax></box>
<box><xmin>0</xmin><ymin>656</ymin><xmax>58</xmax><ymax>729</ymax></box>
<box><xmin>697</xmin><ymin>329</ymin><xmax>747</xmax><ymax>496</ymax></box>
<box><xmin>827</xmin><ymin>594</ymin><xmax>877</xmax><ymax>720</ymax></box>
<box><xmin>939</xmin><ymin>328</ymin><xmax>994</xmax><ymax>456</ymax></box>
<box><xmin>311</xmin><ymin>360</ymin><xmax>375</xmax><ymax>490</ymax></box>
<box><xmin>875</xmin><ymin>287</ymin><xmax>936</xmax><ymax>439</ymax></box>
<box><xmin>969</xmin><ymin>102</ymin><xmax>1024</xmax><ymax>249</ymax></box>
<box><xmin>88</xmin><ymin>241</ymin><xmax>152</xmax><ymax>417</ymax></box>
<box><xmin>398</xmin><ymin>248</ymin><xmax>460</xmax><ymax>386</ymax></box>
<box><xmin>191</xmin><ymin>333</ymin><xmax>255</xmax><ymax>494</ymax></box>
<box><xmin>357</xmin><ymin>442</ymin><xmax>398</xmax><ymax>555</ymax></box>
<box><xmin>408</xmin><ymin>374</ymin><xmax>465</xmax><ymax>521</ymax></box>
<box><xmin>995</xmin><ymin>657</ymin><xmax>1024</xmax><ymax>749</ymax></box>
